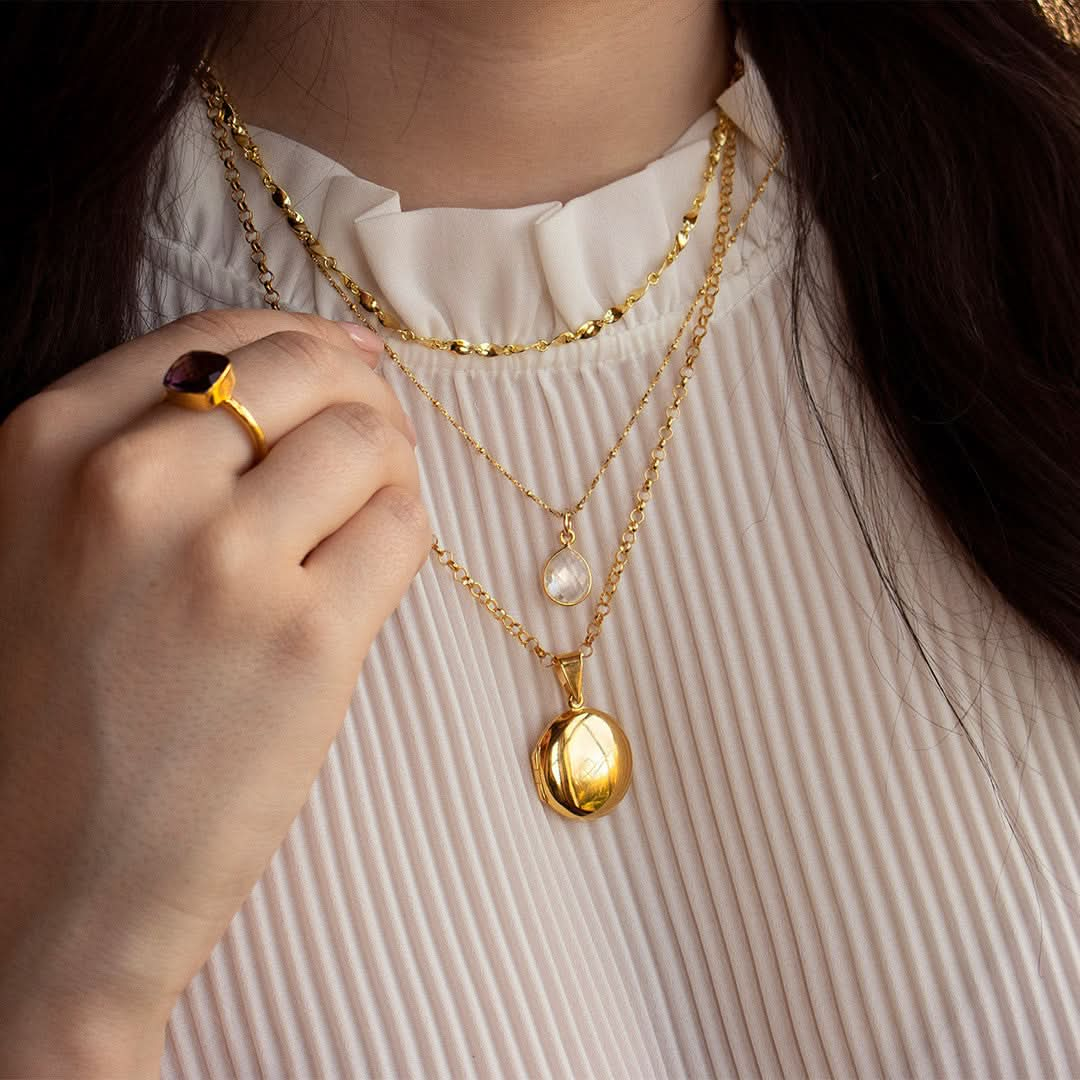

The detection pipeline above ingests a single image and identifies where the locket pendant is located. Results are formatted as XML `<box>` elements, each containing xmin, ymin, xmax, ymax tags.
<box><xmin>541</xmin><ymin>513</ymin><xmax>592</xmax><ymax>607</ymax></box>
<box><xmin>530</xmin><ymin>652</ymin><xmax>633</xmax><ymax>820</ymax></box>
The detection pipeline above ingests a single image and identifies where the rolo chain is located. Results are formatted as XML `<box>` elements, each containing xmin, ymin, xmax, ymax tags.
<box><xmin>197</xmin><ymin>64</ymin><xmax>782</xmax><ymax>665</ymax></box>
<box><xmin>204</xmin><ymin>89</ymin><xmax>281</xmax><ymax>311</ymax></box>
<box><xmin>198</xmin><ymin>60</ymin><xmax>738</xmax><ymax>359</ymax></box>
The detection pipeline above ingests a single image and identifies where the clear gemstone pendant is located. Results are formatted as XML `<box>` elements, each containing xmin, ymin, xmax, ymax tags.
<box><xmin>541</xmin><ymin>513</ymin><xmax>592</xmax><ymax>606</ymax></box>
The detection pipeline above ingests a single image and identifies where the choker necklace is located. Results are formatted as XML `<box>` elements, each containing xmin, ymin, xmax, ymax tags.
<box><xmin>197</xmin><ymin>63</ymin><xmax>783</xmax><ymax>818</ymax></box>
<box><xmin>198</xmin><ymin>61</ymin><xmax>739</xmax><ymax>359</ymax></box>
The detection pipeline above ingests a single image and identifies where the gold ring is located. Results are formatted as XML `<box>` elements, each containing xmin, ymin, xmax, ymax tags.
<box><xmin>161</xmin><ymin>350</ymin><xmax>267</xmax><ymax>461</ymax></box>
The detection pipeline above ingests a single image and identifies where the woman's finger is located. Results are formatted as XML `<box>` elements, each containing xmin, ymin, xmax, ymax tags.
<box><xmin>29</xmin><ymin>309</ymin><xmax>386</xmax><ymax>464</ymax></box>
<box><xmin>300</xmin><ymin>483</ymin><xmax>432</xmax><ymax>645</ymax></box>
<box><xmin>233</xmin><ymin>398</ymin><xmax>421</xmax><ymax>564</ymax></box>
<box><xmin>119</xmin><ymin>329</ymin><xmax>415</xmax><ymax>483</ymax></box>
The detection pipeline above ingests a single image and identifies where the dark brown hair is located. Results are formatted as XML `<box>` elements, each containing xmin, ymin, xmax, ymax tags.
<box><xmin>2</xmin><ymin>4</ymin><xmax>1078</xmax><ymax>708</ymax></box>
<box><xmin>732</xmin><ymin>0</ymin><xmax>1080</xmax><ymax>671</ymax></box>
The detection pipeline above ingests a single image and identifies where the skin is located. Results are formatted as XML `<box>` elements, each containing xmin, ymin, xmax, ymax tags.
<box><xmin>215</xmin><ymin>0</ymin><xmax>733</xmax><ymax>209</ymax></box>
<box><xmin>0</xmin><ymin>2</ymin><xmax>732</xmax><ymax>1073</ymax></box>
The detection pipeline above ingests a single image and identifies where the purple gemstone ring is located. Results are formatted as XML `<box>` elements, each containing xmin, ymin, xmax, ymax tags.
<box><xmin>161</xmin><ymin>350</ymin><xmax>268</xmax><ymax>462</ymax></box>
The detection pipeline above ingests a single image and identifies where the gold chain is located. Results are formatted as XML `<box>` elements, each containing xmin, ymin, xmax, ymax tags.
<box><xmin>199</xmin><ymin>67</ymin><xmax>777</xmax><ymax>523</ymax></box>
<box><xmin>196</xmin><ymin>65</ymin><xmax>782</xmax><ymax>665</ymax></box>
<box><xmin>198</xmin><ymin>61</ymin><xmax>737</xmax><ymax>359</ymax></box>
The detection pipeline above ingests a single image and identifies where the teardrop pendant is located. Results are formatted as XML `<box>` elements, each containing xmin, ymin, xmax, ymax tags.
<box><xmin>541</xmin><ymin>513</ymin><xmax>592</xmax><ymax>607</ymax></box>
<box><xmin>530</xmin><ymin>652</ymin><xmax>633</xmax><ymax>819</ymax></box>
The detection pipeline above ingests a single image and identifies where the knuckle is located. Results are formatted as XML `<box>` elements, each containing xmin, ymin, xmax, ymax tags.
<box><xmin>324</xmin><ymin>400</ymin><xmax>392</xmax><ymax>453</ymax></box>
<box><xmin>74</xmin><ymin>435</ymin><xmax>161</xmax><ymax>528</ymax></box>
<box><xmin>260</xmin><ymin>330</ymin><xmax>339</xmax><ymax>384</ymax></box>
<box><xmin>375</xmin><ymin>484</ymin><xmax>432</xmax><ymax>556</ymax></box>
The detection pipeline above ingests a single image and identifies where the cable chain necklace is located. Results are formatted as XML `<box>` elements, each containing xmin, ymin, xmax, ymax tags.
<box><xmin>196</xmin><ymin>62</ymin><xmax>782</xmax><ymax>819</ymax></box>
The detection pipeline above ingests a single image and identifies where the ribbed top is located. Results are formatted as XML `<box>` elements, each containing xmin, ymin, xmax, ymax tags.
<box><xmin>144</xmin><ymin>29</ymin><xmax>1080</xmax><ymax>1079</ymax></box>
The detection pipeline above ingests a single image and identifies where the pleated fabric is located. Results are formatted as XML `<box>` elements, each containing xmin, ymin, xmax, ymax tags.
<box><xmin>144</xmin><ymin>29</ymin><xmax>1080</xmax><ymax>1079</ymax></box>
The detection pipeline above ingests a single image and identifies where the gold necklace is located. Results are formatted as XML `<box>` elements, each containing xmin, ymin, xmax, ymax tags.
<box><xmin>198</xmin><ymin>65</ymin><xmax>783</xmax><ymax>819</ymax></box>
<box><xmin>197</xmin><ymin>60</ymin><xmax>737</xmax><ymax>359</ymax></box>
<box><xmin>199</xmin><ymin>65</ymin><xmax>776</xmax><ymax>610</ymax></box>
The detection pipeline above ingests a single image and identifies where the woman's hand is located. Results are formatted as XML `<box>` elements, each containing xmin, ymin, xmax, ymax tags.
<box><xmin>0</xmin><ymin>310</ymin><xmax>429</xmax><ymax>1076</ymax></box>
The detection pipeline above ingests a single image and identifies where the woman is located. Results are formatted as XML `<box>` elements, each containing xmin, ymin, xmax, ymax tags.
<box><xmin>1</xmin><ymin>1</ymin><xmax>1078</xmax><ymax>1076</ymax></box>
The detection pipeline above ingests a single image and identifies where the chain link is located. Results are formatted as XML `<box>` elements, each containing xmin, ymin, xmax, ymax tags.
<box><xmin>196</xmin><ymin>63</ymin><xmax>783</xmax><ymax>665</ymax></box>
<box><xmin>203</xmin><ymin>84</ymin><xmax>281</xmax><ymax>310</ymax></box>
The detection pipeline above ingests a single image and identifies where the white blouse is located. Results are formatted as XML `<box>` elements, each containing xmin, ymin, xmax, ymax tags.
<box><xmin>143</xmin><ymin>30</ymin><xmax>1080</xmax><ymax>1079</ymax></box>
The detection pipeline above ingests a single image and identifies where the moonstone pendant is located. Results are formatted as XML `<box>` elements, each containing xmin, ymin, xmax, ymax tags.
<box><xmin>542</xmin><ymin>544</ymin><xmax>592</xmax><ymax>606</ymax></box>
<box><xmin>530</xmin><ymin>652</ymin><xmax>632</xmax><ymax>820</ymax></box>
<box><xmin>541</xmin><ymin>513</ymin><xmax>592</xmax><ymax>606</ymax></box>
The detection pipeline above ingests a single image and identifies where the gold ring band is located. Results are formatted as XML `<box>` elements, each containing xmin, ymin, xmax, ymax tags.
<box><xmin>161</xmin><ymin>350</ymin><xmax>268</xmax><ymax>462</ymax></box>
<box><xmin>215</xmin><ymin>396</ymin><xmax>267</xmax><ymax>460</ymax></box>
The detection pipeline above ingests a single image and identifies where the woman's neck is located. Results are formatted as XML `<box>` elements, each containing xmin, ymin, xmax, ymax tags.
<box><xmin>214</xmin><ymin>0</ymin><xmax>733</xmax><ymax>211</ymax></box>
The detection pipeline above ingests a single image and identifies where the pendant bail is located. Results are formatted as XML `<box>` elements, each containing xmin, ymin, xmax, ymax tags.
<box><xmin>560</xmin><ymin>511</ymin><xmax>576</xmax><ymax>547</ymax></box>
<box><xmin>553</xmin><ymin>651</ymin><xmax>585</xmax><ymax>709</ymax></box>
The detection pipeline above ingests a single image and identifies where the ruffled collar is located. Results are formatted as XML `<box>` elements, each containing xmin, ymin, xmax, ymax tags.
<box><xmin>182</xmin><ymin>26</ymin><xmax>788</xmax><ymax>370</ymax></box>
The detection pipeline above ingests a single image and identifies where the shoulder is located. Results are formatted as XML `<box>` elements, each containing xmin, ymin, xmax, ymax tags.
<box><xmin>139</xmin><ymin>94</ymin><xmax>266</xmax><ymax>331</ymax></box>
<box><xmin>139</xmin><ymin>91</ymin><xmax>358</xmax><ymax>332</ymax></box>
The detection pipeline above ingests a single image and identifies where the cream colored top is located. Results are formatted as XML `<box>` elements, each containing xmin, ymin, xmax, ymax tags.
<box><xmin>143</xmin><ymin>30</ymin><xmax>1080</xmax><ymax>1079</ymax></box>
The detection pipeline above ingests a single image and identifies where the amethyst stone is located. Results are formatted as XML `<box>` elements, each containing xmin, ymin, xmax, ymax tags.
<box><xmin>163</xmin><ymin>351</ymin><xmax>230</xmax><ymax>393</ymax></box>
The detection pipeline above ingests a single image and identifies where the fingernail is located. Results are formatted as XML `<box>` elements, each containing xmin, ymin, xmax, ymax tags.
<box><xmin>403</xmin><ymin>411</ymin><xmax>418</xmax><ymax>447</ymax></box>
<box><xmin>336</xmin><ymin>321</ymin><xmax>384</xmax><ymax>355</ymax></box>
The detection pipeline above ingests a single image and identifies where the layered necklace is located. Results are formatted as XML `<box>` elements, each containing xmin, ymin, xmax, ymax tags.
<box><xmin>197</xmin><ymin>62</ymin><xmax>782</xmax><ymax>819</ymax></box>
